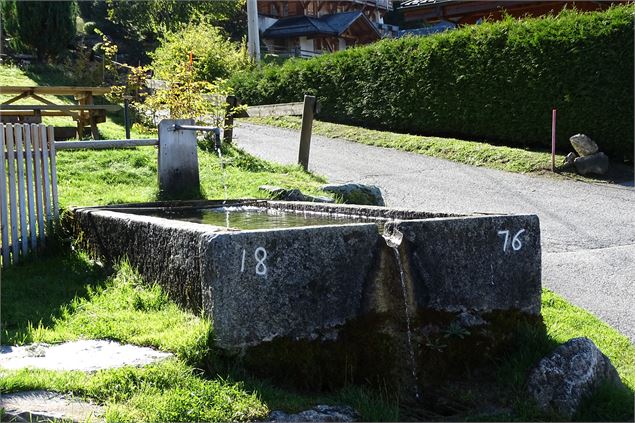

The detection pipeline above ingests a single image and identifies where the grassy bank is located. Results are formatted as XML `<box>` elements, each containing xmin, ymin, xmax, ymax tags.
<box><xmin>245</xmin><ymin>116</ymin><xmax>572</xmax><ymax>174</ymax></box>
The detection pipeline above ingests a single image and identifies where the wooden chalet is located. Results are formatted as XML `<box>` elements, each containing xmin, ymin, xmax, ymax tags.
<box><xmin>258</xmin><ymin>0</ymin><xmax>397</xmax><ymax>57</ymax></box>
<box><xmin>398</xmin><ymin>0</ymin><xmax>620</xmax><ymax>25</ymax></box>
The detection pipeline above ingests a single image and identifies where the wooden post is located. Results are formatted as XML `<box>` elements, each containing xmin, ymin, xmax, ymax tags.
<box><xmin>0</xmin><ymin>126</ymin><xmax>10</xmax><ymax>265</ymax></box>
<box><xmin>47</xmin><ymin>126</ymin><xmax>59</xmax><ymax>222</ymax></box>
<box><xmin>14</xmin><ymin>125</ymin><xmax>28</xmax><ymax>256</ymax></box>
<box><xmin>298</xmin><ymin>95</ymin><xmax>316</xmax><ymax>171</ymax></box>
<box><xmin>40</xmin><ymin>125</ymin><xmax>52</xmax><ymax>222</ymax></box>
<box><xmin>158</xmin><ymin>119</ymin><xmax>200</xmax><ymax>198</ymax></box>
<box><xmin>551</xmin><ymin>108</ymin><xmax>557</xmax><ymax>172</ymax></box>
<box><xmin>31</xmin><ymin>124</ymin><xmax>45</xmax><ymax>244</ymax></box>
<box><xmin>24</xmin><ymin>124</ymin><xmax>37</xmax><ymax>250</ymax></box>
<box><xmin>5</xmin><ymin>124</ymin><xmax>19</xmax><ymax>262</ymax></box>
<box><xmin>223</xmin><ymin>95</ymin><xmax>238</xmax><ymax>143</ymax></box>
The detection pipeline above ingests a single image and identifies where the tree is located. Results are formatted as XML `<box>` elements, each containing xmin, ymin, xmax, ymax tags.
<box><xmin>1</xmin><ymin>0</ymin><xmax>77</xmax><ymax>61</ymax></box>
<box><xmin>105</xmin><ymin>0</ymin><xmax>246</xmax><ymax>42</ymax></box>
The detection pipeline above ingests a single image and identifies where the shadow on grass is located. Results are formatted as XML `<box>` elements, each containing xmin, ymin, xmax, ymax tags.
<box><xmin>205</xmin><ymin>315</ymin><xmax>633</xmax><ymax>422</ymax></box>
<box><xmin>21</xmin><ymin>63</ymin><xmax>74</xmax><ymax>87</ymax></box>
<box><xmin>1</xmin><ymin>249</ymin><xmax>108</xmax><ymax>345</ymax></box>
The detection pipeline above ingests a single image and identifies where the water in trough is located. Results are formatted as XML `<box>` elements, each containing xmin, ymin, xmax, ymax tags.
<box><xmin>150</xmin><ymin>205</ymin><xmax>389</xmax><ymax>230</ymax></box>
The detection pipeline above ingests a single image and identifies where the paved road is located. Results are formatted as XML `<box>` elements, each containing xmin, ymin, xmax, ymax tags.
<box><xmin>234</xmin><ymin>123</ymin><xmax>635</xmax><ymax>341</ymax></box>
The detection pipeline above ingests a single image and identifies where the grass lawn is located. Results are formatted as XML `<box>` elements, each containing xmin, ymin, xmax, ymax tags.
<box><xmin>0</xmin><ymin>64</ymin><xmax>149</xmax><ymax>141</ymax></box>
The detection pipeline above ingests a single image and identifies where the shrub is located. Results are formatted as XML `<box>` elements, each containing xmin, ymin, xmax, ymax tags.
<box><xmin>150</xmin><ymin>22</ymin><xmax>250</xmax><ymax>82</ymax></box>
<box><xmin>231</xmin><ymin>5</ymin><xmax>634</xmax><ymax>160</ymax></box>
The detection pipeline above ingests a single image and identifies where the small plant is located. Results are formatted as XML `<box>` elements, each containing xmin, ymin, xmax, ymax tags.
<box><xmin>424</xmin><ymin>336</ymin><xmax>448</xmax><ymax>353</ymax></box>
<box><xmin>94</xmin><ymin>28</ymin><xmax>119</xmax><ymax>83</ymax></box>
<box><xmin>64</xmin><ymin>39</ymin><xmax>101</xmax><ymax>86</ymax></box>
<box><xmin>443</xmin><ymin>322</ymin><xmax>471</xmax><ymax>340</ymax></box>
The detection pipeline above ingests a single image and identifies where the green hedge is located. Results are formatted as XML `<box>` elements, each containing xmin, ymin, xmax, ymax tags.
<box><xmin>231</xmin><ymin>5</ymin><xmax>634</xmax><ymax>160</ymax></box>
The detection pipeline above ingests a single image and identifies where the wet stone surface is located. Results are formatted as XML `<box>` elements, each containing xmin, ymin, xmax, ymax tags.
<box><xmin>0</xmin><ymin>340</ymin><xmax>172</xmax><ymax>372</ymax></box>
<box><xmin>0</xmin><ymin>390</ymin><xmax>104</xmax><ymax>423</ymax></box>
<box><xmin>267</xmin><ymin>405</ymin><xmax>360</xmax><ymax>422</ymax></box>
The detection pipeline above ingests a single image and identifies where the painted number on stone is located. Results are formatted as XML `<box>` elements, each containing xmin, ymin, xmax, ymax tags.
<box><xmin>240</xmin><ymin>247</ymin><xmax>268</xmax><ymax>276</ymax></box>
<box><xmin>255</xmin><ymin>247</ymin><xmax>267</xmax><ymax>276</ymax></box>
<box><xmin>497</xmin><ymin>229</ymin><xmax>525</xmax><ymax>252</ymax></box>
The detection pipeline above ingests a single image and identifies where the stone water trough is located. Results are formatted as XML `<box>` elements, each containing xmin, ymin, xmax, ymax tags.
<box><xmin>69</xmin><ymin>200</ymin><xmax>541</xmax><ymax>392</ymax></box>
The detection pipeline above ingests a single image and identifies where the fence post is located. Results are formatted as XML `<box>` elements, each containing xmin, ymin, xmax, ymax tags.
<box><xmin>224</xmin><ymin>95</ymin><xmax>238</xmax><ymax>144</ymax></box>
<box><xmin>298</xmin><ymin>95</ymin><xmax>316</xmax><ymax>171</ymax></box>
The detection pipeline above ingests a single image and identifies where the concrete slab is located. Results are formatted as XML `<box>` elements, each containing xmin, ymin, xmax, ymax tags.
<box><xmin>0</xmin><ymin>340</ymin><xmax>172</xmax><ymax>372</ymax></box>
<box><xmin>0</xmin><ymin>390</ymin><xmax>104</xmax><ymax>423</ymax></box>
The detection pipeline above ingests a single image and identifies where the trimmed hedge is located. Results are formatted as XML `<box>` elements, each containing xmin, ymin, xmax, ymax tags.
<box><xmin>231</xmin><ymin>5</ymin><xmax>634</xmax><ymax>160</ymax></box>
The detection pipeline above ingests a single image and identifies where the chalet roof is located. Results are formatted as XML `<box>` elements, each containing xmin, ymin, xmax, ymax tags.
<box><xmin>262</xmin><ymin>11</ymin><xmax>380</xmax><ymax>39</ymax></box>
<box><xmin>398</xmin><ymin>0</ymin><xmax>615</xmax><ymax>24</ymax></box>
<box><xmin>399</xmin><ymin>0</ymin><xmax>453</xmax><ymax>8</ymax></box>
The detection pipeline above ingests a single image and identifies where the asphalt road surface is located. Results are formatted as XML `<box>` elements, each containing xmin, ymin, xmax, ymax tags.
<box><xmin>234</xmin><ymin>122</ymin><xmax>635</xmax><ymax>341</ymax></box>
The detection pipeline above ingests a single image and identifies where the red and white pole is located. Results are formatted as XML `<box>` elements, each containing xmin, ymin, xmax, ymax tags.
<box><xmin>551</xmin><ymin>108</ymin><xmax>557</xmax><ymax>172</ymax></box>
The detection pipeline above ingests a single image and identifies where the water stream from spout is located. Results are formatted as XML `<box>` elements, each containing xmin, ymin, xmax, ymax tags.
<box><xmin>384</xmin><ymin>229</ymin><xmax>421</xmax><ymax>401</ymax></box>
<box><xmin>214</xmin><ymin>136</ymin><xmax>230</xmax><ymax>228</ymax></box>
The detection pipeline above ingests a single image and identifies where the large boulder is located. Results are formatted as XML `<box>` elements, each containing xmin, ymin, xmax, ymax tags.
<box><xmin>321</xmin><ymin>183</ymin><xmax>385</xmax><ymax>206</ymax></box>
<box><xmin>569</xmin><ymin>134</ymin><xmax>599</xmax><ymax>157</ymax></box>
<box><xmin>574</xmin><ymin>152</ymin><xmax>609</xmax><ymax>175</ymax></box>
<box><xmin>527</xmin><ymin>337</ymin><xmax>624</xmax><ymax>418</ymax></box>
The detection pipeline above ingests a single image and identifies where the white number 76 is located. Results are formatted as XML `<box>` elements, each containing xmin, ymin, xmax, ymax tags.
<box><xmin>498</xmin><ymin>229</ymin><xmax>525</xmax><ymax>252</ymax></box>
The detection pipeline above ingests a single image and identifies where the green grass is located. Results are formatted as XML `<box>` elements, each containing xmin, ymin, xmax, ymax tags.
<box><xmin>0</xmin><ymin>252</ymin><xmax>399</xmax><ymax>421</ymax></box>
<box><xmin>1</xmin><ymin>256</ymin><xmax>267</xmax><ymax>422</ymax></box>
<box><xmin>245</xmin><ymin>116</ymin><xmax>572</xmax><ymax>175</ymax></box>
<box><xmin>56</xmin><ymin>142</ymin><xmax>327</xmax><ymax>208</ymax></box>
<box><xmin>0</xmin><ymin>64</ymin><xmax>152</xmax><ymax>140</ymax></box>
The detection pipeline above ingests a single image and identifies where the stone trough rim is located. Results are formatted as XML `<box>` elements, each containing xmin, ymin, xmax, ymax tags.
<box><xmin>70</xmin><ymin>199</ymin><xmax>526</xmax><ymax>235</ymax></box>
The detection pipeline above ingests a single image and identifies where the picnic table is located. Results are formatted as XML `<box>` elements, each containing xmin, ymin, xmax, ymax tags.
<box><xmin>0</xmin><ymin>86</ymin><xmax>119</xmax><ymax>139</ymax></box>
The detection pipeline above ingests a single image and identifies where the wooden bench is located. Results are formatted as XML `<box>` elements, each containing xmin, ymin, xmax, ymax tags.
<box><xmin>0</xmin><ymin>86</ymin><xmax>119</xmax><ymax>139</ymax></box>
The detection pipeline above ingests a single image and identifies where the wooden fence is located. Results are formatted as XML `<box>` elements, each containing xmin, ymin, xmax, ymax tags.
<box><xmin>0</xmin><ymin>123</ymin><xmax>58</xmax><ymax>266</ymax></box>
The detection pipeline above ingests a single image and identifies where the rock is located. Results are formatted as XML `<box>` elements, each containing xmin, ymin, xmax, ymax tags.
<box><xmin>569</xmin><ymin>134</ymin><xmax>599</xmax><ymax>157</ymax></box>
<box><xmin>573</xmin><ymin>152</ymin><xmax>609</xmax><ymax>175</ymax></box>
<box><xmin>268</xmin><ymin>405</ymin><xmax>360</xmax><ymax>422</ymax></box>
<box><xmin>563</xmin><ymin>152</ymin><xmax>576</xmax><ymax>167</ymax></box>
<box><xmin>0</xmin><ymin>390</ymin><xmax>104</xmax><ymax>423</ymax></box>
<box><xmin>321</xmin><ymin>183</ymin><xmax>385</xmax><ymax>206</ymax></box>
<box><xmin>527</xmin><ymin>337</ymin><xmax>625</xmax><ymax>418</ymax></box>
<box><xmin>259</xmin><ymin>185</ymin><xmax>334</xmax><ymax>203</ymax></box>
<box><xmin>457</xmin><ymin>311</ymin><xmax>486</xmax><ymax>328</ymax></box>
<box><xmin>0</xmin><ymin>340</ymin><xmax>172</xmax><ymax>372</ymax></box>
